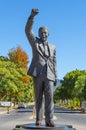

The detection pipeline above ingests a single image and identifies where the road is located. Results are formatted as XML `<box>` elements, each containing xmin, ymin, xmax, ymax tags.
<box><xmin>0</xmin><ymin>107</ymin><xmax>86</xmax><ymax>130</ymax></box>
<box><xmin>56</xmin><ymin>112</ymin><xmax>86</xmax><ymax>130</ymax></box>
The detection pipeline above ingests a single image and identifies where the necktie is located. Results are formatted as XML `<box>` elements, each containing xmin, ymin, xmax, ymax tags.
<box><xmin>44</xmin><ymin>44</ymin><xmax>49</xmax><ymax>57</ymax></box>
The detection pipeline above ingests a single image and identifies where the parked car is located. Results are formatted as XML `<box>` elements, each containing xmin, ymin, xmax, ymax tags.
<box><xmin>18</xmin><ymin>102</ymin><xmax>26</xmax><ymax>109</ymax></box>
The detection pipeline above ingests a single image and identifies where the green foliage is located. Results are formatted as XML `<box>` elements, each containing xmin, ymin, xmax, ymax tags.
<box><xmin>0</xmin><ymin>58</ymin><xmax>34</xmax><ymax>102</ymax></box>
<box><xmin>54</xmin><ymin>69</ymin><xmax>86</xmax><ymax>108</ymax></box>
<box><xmin>69</xmin><ymin>98</ymin><xmax>80</xmax><ymax>108</ymax></box>
<box><xmin>74</xmin><ymin>75</ymin><xmax>86</xmax><ymax>101</ymax></box>
<box><xmin>54</xmin><ymin>85</ymin><xmax>66</xmax><ymax>103</ymax></box>
<box><xmin>0</xmin><ymin>56</ymin><xmax>9</xmax><ymax>61</ymax></box>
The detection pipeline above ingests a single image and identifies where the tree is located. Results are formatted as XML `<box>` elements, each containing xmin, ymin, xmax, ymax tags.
<box><xmin>0</xmin><ymin>56</ymin><xmax>9</xmax><ymax>61</ymax></box>
<box><xmin>60</xmin><ymin>69</ymin><xmax>86</xmax><ymax>99</ymax></box>
<box><xmin>74</xmin><ymin>75</ymin><xmax>86</xmax><ymax>101</ymax></box>
<box><xmin>0</xmin><ymin>59</ymin><xmax>34</xmax><ymax>102</ymax></box>
<box><xmin>8</xmin><ymin>46</ymin><xmax>29</xmax><ymax>69</ymax></box>
<box><xmin>54</xmin><ymin>69</ymin><xmax>86</xmax><ymax>106</ymax></box>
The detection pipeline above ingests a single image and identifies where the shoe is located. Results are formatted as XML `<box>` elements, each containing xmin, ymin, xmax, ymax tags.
<box><xmin>36</xmin><ymin>120</ymin><xmax>42</xmax><ymax>126</ymax></box>
<box><xmin>46</xmin><ymin>120</ymin><xmax>55</xmax><ymax>127</ymax></box>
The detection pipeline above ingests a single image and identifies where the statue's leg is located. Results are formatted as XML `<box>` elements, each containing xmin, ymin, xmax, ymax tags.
<box><xmin>44</xmin><ymin>79</ymin><xmax>54</xmax><ymax>122</ymax></box>
<box><xmin>33</xmin><ymin>77</ymin><xmax>44</xmax><ymax>121</ymax></box>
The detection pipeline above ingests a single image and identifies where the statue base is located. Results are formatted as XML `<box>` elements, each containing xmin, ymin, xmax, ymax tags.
<box><xmin>13</xmin><ymin>123</ymin><xmax>76</xmax><ymax>130</ymax></box>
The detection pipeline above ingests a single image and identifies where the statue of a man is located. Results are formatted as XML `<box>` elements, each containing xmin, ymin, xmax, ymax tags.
<box><xmin>25</xmin><ymin>8</ymin><xmax>57</xmax><ymax>127</ymax></box>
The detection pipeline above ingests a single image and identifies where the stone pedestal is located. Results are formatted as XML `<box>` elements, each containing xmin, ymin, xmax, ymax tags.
<box><xmin>13</xmin><ymin>123</ymin><xmax>76</xmax><ymax>130</ymax></box>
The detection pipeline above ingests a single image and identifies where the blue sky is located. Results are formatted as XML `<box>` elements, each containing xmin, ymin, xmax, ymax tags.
<box><xmin>0</xmin><ymin>0</ymin><xmax>86</xmax><ymax>79</ymax></box>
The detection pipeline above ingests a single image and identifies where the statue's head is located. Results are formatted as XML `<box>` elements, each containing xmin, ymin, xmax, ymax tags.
<box><xmin>38</xmin><ymin>26</ymin><xmax>49</xmax><ymax>42</ymax></box>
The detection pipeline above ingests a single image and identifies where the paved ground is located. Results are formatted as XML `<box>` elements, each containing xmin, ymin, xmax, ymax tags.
<box><xmin>0</xmin><ymin>107</ymin><xmax>14</xmax><ymax>114</ymax></box>
<box><xmin>0</xmin><ymin>107</ymin><xmax>8</xmax><ymax>114</ymax></box>
<box><xmin>0</xmin><ymin>107</ymin><xmax>86</xmax><ymax>130</ymax></box>
<box><xmin>56</xmin><ymin>113</ymin><xmax>86</xmax><ymax>130</ymax></box>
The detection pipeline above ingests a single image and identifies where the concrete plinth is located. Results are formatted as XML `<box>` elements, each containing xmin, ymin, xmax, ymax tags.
<box><xmin>13</xmin><ymin>123</ymin><xmax>76</xmax><ymax>130</ymax></box>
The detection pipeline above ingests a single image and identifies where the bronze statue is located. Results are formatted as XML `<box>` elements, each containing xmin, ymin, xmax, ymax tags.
<box><xmin>25</xmin><ymin>8</ymin><xmax>57</xmax><ymax>127</ymax></box>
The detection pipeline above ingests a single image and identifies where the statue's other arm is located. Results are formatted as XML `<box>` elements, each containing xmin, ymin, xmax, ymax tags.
<box><xmin>53</xmin><ymin>48</ymin><xmax>57</xmax><ymax>86</ymax></box>
<box><xmin>25</xmin><ymin>8</ymin><xmax>39</xmax><ymax>46</ymax></box>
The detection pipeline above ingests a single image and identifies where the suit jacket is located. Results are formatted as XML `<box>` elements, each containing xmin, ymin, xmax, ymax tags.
<box><xmin>25</xmin><ymin>16</ymin><xmax>57</xmax><ymax>82</ymax></box>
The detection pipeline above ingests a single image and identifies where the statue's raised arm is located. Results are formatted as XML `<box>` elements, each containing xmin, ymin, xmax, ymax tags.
<box><xmin>25</xmin><ymin>8</ymin><xmax>39</xmax><ymax>45</ymax></box>
<box><xmin>30</xmin><ymin>8</ymin><xmax>39</xmax><ymax>18</ymax></box>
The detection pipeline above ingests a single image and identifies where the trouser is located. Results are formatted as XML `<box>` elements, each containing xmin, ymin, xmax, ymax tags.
<box><xmin>33</xmin><ymin>76</ymin><xmax>54</xmax><ymax>122</ymax></box>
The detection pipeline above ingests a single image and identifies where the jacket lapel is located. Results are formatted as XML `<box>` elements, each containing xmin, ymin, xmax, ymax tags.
<box><xmin>36</xmin><ymin>42</ymin><xmax>44</xmax><ymax>57</ymax></box>
<box><xmin>36</xmin><ymin>42</ymin><xmax>52</xmax><ymax>58</ymax></box>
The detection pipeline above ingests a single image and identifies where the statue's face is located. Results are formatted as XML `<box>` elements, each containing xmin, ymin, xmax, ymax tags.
<box><xmin>39</xmin><ymin>27</ymin><xmax>49</xmax><ymax>42</ymax></box>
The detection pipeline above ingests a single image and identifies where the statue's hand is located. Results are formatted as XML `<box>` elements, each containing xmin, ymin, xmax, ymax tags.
<box><xmin>31</xmin><ymin>8</ymin><xmax>39</xmax><ymax>17</ymax></box>
<box><xmin>54</xmin><ymin>79</ymin><xmax>57</xmax><ymax>86</ymax></box>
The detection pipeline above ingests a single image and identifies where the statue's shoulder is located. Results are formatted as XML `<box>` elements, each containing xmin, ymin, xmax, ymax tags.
<box><xmin>48</xmin><ymin>43</ymin><xmax>56</xmax><ymax>49</ymax></box>
<box><xmin>35</xmin><ymin>37</ymin><xmax>40</xmax><ymax>42</ymax></box>
<box><xmin>35</xmin><ymin>37</ymin><xmax>41</xmax><ymax>44</ymax></box>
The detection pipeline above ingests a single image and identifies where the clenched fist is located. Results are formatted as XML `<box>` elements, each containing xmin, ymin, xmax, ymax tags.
<box><xmin>30</xmin><ymin>8</ymin><xmax>39</xmax><ymax>17</ymax></box>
